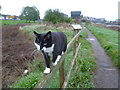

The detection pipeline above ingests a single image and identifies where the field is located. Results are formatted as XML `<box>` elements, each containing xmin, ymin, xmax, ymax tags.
<box><xmin>2</xmin><ymin>24</ymin><xmax>36</xmax><ymax>88</ymax></box>
<box><xmin>1</xmin><ymin>20</ymin><xmax>40</xmax><ymax>26</ymax></box>
<box><xmin>2</xmin><ymin>23</ymin><xmax>96</xmax><ymax>88</ymax></box>
<box><xmin>86</xmin><ymin>25</ymin><xmax>119</xmax><ymax>68</ymax></box>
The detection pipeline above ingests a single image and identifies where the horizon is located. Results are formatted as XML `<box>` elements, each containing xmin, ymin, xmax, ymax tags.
<box><xmin>0</xmin><ymin>0</ymin><xmax>119</xmax><ymax>21</ymax></box>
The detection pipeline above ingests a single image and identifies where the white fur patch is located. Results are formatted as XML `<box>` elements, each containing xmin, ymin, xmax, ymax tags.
<box><xmin>23</xmin><ymin>69</ymin><xmax>29</xmax><ymax>74</ymax></box>
<box><xmin>44</xmin><ymin>67</ymin><xmax>50</xmax><ymax>74</ymax></box>
<box><xmin>52</xmin><ymin>55</ymin><xmax>61</xmax><ymax>66</ymax></box>
<box><xmin>42</xmin><ymin>47</ymin><xmax>46</xmax><ymax>51</ymax></box>
<box><xmin>34</xmin><ymin>42</ymin><xmax>40</xmax><ymax>51</ymax></box>
<box><xmin>42</xmin><ymin>44</ymin><xmax>55</xmax><ymax>56</ymax></box>
<box><xmin>62</xmin><ymin>52</ymin><xmax>64</xmax><ymax>55</ymax></box>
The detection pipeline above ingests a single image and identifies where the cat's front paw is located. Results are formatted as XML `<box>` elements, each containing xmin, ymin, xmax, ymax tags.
<box><xmin>44</xmin><ymin>67</ymin><xmax>50</xmax><ymax>74</ymax></box>
<box><xmin>52</xmin><ymin>62</ymin><xmax>57</xmax><ymax>66</ymax></box>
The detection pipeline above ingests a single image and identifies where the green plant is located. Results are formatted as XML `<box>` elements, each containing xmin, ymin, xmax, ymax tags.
<box><xmin>44</xmin><ymin>9</ymin><xmax>72</xmax><ymax>24</ymax></box>
<box><xmin>19</xmin><ymin>6</ymin><xmax>40</xmax><ymax>23</ymax></box>
<box><xmin>67</xmin><ymin>30</ymin><xmax>96</xmax><ymax>88</ymax></box>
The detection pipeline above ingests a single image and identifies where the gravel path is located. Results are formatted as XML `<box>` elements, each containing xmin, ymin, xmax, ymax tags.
<box><xmin>84</xmin><ymin>27</ymin><xmax>118</xmax><ymax>88</ymax></box>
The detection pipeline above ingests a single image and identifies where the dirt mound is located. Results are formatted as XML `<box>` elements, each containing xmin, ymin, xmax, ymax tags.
<box><xmin>2</xmin><ymin>24</ymin><xmax>36</xmax><ymax>88</ymax></box>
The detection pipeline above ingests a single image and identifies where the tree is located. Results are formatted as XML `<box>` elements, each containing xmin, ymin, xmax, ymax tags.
<box><xmin>44</xmin><ymin>9</ymin><xmax>64</xmax><ymax>24</ymax></box>
<box><xmin>19</xmin><ymin>6</ymin><xmax>40</xmax><ymax>23</ymax></box>
<box><xmin>44</xmin><ymin>9</ymin><xmax>71</xmax><ymax>24</ymax></box>
<box><xmin>44</xmin><ymin>9</ymin><xmax>72</xmax><ymax>24</ymax></box>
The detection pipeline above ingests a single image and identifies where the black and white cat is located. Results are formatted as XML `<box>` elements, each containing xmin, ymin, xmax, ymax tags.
<box><xmin>34</xmin><ymin>31</ymin><xmax>67</xmax><ymax>74</ymax></box>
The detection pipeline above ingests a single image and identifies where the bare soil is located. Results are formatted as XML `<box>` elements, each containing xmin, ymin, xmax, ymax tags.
<box><xmin>96</xmin><ymin>24</ymin><xmax>120</xmax><ymax>32</ymax></box>
<box><xmin>107</xmin><ymin>26</ymin><xmax>120</xmax><ymax>32</ymax></box>
<box><xmin>105</xmin><ymin>26</ymin><xmax>120</xmax><ymax>32</ymax></box>
<box><xmin>2</xmin><ymin>24</ymin><xmax>36</xmax><ymax>88</ymax></box>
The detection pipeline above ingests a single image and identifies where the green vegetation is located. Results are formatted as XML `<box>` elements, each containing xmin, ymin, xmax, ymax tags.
<box><xmin>86</xmin><ymin>25</ymin><xmax>119</xmax><ymax>68</ymax></box>
<box><xmin>19</xmin><ymin>6</ymin><xmax>40</xmax><ymax>23</ymax></box>
<box><xmin>9</xmin><ymin>60</ymin><xmax>44</xmax><ymax>88</ymax></box>
<box><xmin>68</xmin><ymin>30</ymin><xmax>96</xmax><ymax>88</ymax></box>
<box><xmin>44</xmin><ymin>9</ymin><xmax>73</xmax><ymax>24</ymax></box>
<box><xmin>9</xmin><ymin>24</ymin><xmax>96</xmax><ymax>88</ymax></box>
<box><xmin>1</xmin><ymin>20</ymin><xmax>39</xmax><ymax>26</ymax></box>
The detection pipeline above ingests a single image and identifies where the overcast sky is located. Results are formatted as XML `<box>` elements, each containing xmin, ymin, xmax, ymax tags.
<box><xmin>0</xmin><ymin>0</ymin><xmax>119</xmax><ymax>21</ymax></box>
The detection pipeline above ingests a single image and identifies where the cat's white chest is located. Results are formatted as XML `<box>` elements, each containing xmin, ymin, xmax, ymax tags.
<box><xmin>42</xmin><ymin>44</ymin><xmax>55</xmax><ymax>56</ymax></box>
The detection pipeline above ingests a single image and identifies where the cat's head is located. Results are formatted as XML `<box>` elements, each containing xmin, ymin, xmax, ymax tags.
<box><xmin>34</xmin><ymin>31</ymin><xmax>53</xmax><ymax>51</ymax></box>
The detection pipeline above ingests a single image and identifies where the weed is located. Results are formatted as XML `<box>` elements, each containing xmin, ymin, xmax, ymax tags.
<box><xmin>67</xmin><ymin>30</ymin><xmax>96</xmax><ymax>88</ymax></box>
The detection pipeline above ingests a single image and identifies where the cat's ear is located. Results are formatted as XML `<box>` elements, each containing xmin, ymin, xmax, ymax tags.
<box><xmin>47</xmin><ymin>31</ymin><xmax>51</xmax><ymax>35</ymax></box>
<box><xmin>46</xmin><ymin>31</ymin><xmax>51</xmax><ymax>38</ymax></box>
<box><xmin>34</xmin><ymin>31</ymin><xmax>39</xmax><ymax>36</ymax></box>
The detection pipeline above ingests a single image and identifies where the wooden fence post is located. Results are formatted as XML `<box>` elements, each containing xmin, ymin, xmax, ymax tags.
<box><xmin>72</xmin><ymin>24</ymin><xmax>82</xmax><ymax>66</ymax></box>
<box><xmin>73</xmin><ymin>30</ymin><xmax>77</xmax><ymax>56</ymax></box>
<box><xmin>78</xmin><ymin>34</ymin><xmax>80</xmax><ymax>44</ymax></box>
<box><xmin>62</xmin><ymin>43</ymin><xmax>81</xmax><ymax>89</ymax></box>
<box><xmin>73</xmin><ymin>30</ymin><xmax>77</xmax><ymax>65</ymax></box>
<box><xmin>59</xmin><ymin>60</ymin><xmax>65</xmax><ymax>88</ymax></box>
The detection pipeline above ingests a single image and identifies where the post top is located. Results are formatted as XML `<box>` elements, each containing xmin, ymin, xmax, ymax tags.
<box><xmin>72</xmin><ymin>24</ymin><xmax>82</xmax><ymax>30</ymax></box>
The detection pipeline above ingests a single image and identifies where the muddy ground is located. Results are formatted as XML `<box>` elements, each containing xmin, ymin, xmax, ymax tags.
<box><xmin>97</xmin><ymin>24</ymin><xmax>120</xmax><ymax>32</ymax></box>
<box><xmin>2</xmin><ymin>24</ymin><xmax>36</xmax><ymax>88</ymax></box>
<box><xmin>106</xmin><ymin>26</ymin><xmax>120</xmax><ymax>32</ymax></box>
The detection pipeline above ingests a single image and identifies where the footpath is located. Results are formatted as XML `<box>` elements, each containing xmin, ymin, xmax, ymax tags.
<box><xmin>84</xmin><ymin>27</ymin><xmax>118</xmax><ymax>88</ymax></box>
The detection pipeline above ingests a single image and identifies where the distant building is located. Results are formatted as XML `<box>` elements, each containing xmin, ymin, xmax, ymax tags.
<box><xmin>83</xmin><ymin>16</ymin><xmax>106</xmax><ymax>23</ymax></box>
<box><xmin>71</xmin><ymin>11</ymin><xmax>82</xmax><ymax>23</ymax></box>
<box><xmin>71</xmin><ymin>11</ymin><xmax>81</xmax><ymax>19</ymax></box>
<box><xmin>1</xmin><ymin>14</ymin><xmax>20</xmax><ymax>20</ymax></box>
<box><xmin>84</xmin><ymin>16</ymin><xmax>96</xmax><ymax>21</ymax></box>
<box><xmin>115</xmin><ymin>19</ymin><xmax>120</xmax><ymax>22</ymax></box>
<box><xmin>95</xmin><ymin>18</ymin><xmax>106</xmax><ymax>23</ymax></box>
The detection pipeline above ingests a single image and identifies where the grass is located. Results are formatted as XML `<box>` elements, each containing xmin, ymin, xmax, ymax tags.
<box><xmin>0</xmin><ymin>20</ymin><xmax>40</xmax><ymax>26</ymax></box>
<box><xmin>86</xmin><ymin>25</ymin><xmax>119</xmax><ymax>68</ymax></box>
<box><xmin>67</xmin><ymin>30</ymin><xmax>96</xmax><ymax>88</ymax></box>
<box><xmin>9</xmin><ymin>24</ymin><xmax>96</xmax><ymax>88</ymax></box>
<box><xmin>9</xmin><ymin>59</ymin><xmax>44</xmax><ymax>88</ymax></box>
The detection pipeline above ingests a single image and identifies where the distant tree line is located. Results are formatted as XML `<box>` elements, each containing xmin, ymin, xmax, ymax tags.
<box><xmin>19</xmin><ymin>6</ymin><xmax>72</xmax><ymax>23</ymax></box>
<box><xmin>44</xmin><ymin>9</ymin><xmax>72</xmax><ymax>24</ymax></box>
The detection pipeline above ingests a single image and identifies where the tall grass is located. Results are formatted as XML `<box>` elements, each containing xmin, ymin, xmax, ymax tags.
<box><xmin>67</xmin><ymin>30</ymin><xmax>96</xmax><ymax>88</ymax></box>
<box><xmin>9</xmin><ymin>24</ymin><xmax>96</xmax><ymax>88</ymax></box>
<box><xmin>86</xmin><ymin>25</ymin><xmax>119</xmax><ymax>68</ymax></box>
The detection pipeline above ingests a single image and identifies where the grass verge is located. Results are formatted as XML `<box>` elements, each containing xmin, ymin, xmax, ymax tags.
<box><xmin>9</xmin><ymin>24</ymin><xmax>96</xmax><ymax>88</ymax></box>
<box><xmin>67</xmin><ymin>29</ymin><xmax>96</xmax><ymax>88</ymax></box>
<box><xmin>86</xmin><ymin>25</ymin><xmax>119</xmax><ymax>68</ymax></box>
<box><xmin>1</xmin><ymin>20</ymin><xmax>39</xmax><ymax>26</ymax></box>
